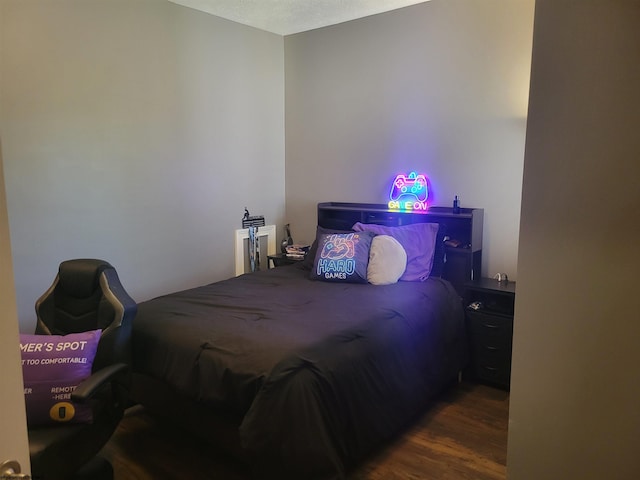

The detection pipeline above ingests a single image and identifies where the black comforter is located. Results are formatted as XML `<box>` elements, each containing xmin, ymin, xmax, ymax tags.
<box><xmin>132</xmin><ymin>265</ymin><xmax>467</xmax><ymax>479</ymax></box>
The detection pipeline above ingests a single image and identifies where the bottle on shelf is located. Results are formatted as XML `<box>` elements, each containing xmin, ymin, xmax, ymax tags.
<box><xmin>453</xmin><ymin>195</ymin><xmax>461</xmax><ymax>214</ymax></box>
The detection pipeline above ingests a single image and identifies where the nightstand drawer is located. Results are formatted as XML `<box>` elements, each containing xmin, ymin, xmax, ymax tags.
<box><xmin>475</xmin><ymin>363</ymin><xmax>511</xmax><ymax>387</ymax></box>
<box><xmin>466</xmin><ymin>310</ymin><xmax>513</xmax><ymax>341</ymax></box>
<box><xmin>472</xmin><ymin>341</ymin><xmax>512</xmax><ymax>362</ymax></box>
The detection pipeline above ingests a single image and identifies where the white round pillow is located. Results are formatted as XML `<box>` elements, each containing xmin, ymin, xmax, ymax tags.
<box><xmin>367</xmin><ymin>235</ymin><xmax>407</xmax><ymax>285</ymax></box>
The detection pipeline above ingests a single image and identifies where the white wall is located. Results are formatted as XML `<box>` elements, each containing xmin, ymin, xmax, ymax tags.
<box><xmin>2</xmin><ymin>0</ymin><xmax>534</xmax><ymax>328</ymax></box>
<box><xmin>284</xmin><ymin>0</ymin><xmax>534</xmax><ymax>280</ymax></box>
<box><xmin>0</xmin><ymin>0</ymin><xmax>285</xmax><ymax>331</ymax></box>
<box><xmin>508</xmin><ymin>1</ymin><xmax>640</xmax><ymax>478</ymax></box>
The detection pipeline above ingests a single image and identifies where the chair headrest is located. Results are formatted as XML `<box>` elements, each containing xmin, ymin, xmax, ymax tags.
<box><xmin>57</xmin><ymin>259</ymin><xmax>113</xmax><ymax>299</ymax></box>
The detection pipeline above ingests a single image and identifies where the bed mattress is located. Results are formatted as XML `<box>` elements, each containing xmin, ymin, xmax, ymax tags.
<box><xmin>132</xmin><ymin>264</ymin><xmax>467</xmax><ymax>479</ymax></box>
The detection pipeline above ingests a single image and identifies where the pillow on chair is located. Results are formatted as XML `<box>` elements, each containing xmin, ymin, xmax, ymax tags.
<box><xmin>20</xmin><ymin>329</ymin><xmax>101</xmax><ymax>426</ymax></box>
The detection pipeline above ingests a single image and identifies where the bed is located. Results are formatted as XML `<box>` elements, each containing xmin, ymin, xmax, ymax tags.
<box><xmin>130</xmin><ymin>203</ymin><xmax>477</xmax><ymax>479</ymax></box>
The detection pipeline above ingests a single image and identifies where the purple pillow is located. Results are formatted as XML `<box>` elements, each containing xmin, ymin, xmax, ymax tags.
<box><xmin>352</xmin><ymin>222</ymin><xmax>439</xmax><ymax>281</ymax></box>
<box><xmin>20</xmin><ymin>329</ymin><xmax>101</xmax><ymax>426</ymax></box>
<box><xmin>310</xmin><ymin>231</ymin><xmax>374</xmax><ymax>283</ymax></box>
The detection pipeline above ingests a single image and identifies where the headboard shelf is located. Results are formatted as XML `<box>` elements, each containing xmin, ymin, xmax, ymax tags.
<box><xmin>317</xmin><ymin>202</ymin><xmax>483</xmax><ymax>293</ymax></box>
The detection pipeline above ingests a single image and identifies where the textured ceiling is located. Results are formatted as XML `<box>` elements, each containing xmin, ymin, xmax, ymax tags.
<box><xmin>168</xmin><ymin>0</ymin><xmax>432</xmax><ymax>36</ymax></box>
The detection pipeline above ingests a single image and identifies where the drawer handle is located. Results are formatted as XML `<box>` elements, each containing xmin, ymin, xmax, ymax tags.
<box><xmin>485</xmin><ymin>345</ymin><xmax>500</xmax><ymax>351</ymax></box>
<box><xmin>482</xmin><ymin>323</ymin><xmax>499</xmax><ymax>329</ymax></box>
<box><xmin>482</xmin><ymin>365</ymin><xmax>498</xmax><ymax>372</ymax></box>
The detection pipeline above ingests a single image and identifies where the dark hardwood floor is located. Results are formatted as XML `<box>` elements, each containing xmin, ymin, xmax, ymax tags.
<box><xmin>101</xmin><ymin>382</ymin><xmax>509</xmax><ymax>480</ymax></box>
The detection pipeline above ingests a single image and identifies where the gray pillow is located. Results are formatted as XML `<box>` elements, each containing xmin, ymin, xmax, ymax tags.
<box><xmin>367</xmin><ymin>235</ymin><xmax>407</xmax><ymax>285</ymax></box>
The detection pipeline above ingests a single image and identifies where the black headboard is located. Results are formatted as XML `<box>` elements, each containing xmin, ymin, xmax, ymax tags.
<box><xmin>317</xmin><ymin>202</ymin><xmax>483</xmax><ymax>294</ymax></box>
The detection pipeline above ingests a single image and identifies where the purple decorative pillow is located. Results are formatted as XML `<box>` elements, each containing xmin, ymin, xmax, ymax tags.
<box><xmin>352</xmin><ymin>222</ymin><xmax>439</xmax><ymax>281</ymax></box>
<box><xmin>20</xmin><ymin>329</ymin><xmax>101</xmax><ymax>426</ymax></box>
<box><xmin>310</xmin><ymin>231</ymin><xmax>374</xmax><ymax>283</ymax></box>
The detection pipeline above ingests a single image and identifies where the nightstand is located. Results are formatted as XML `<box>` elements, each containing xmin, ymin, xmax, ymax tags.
<box><xmin>267</xmin><ymin>253</ymin><xmax>304</xmax><ymax>269</ymax></box>
<box><xmin>464</xmin><ymin>277</ymin><xmax>516</xmax><ymax>390</ymax></box>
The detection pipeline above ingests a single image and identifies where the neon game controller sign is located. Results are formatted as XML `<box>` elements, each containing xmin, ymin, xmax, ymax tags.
<box><xmin>388</xmin><ymin>172</ymin><xmax>429</xmax><ymax>211</ymax></box>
